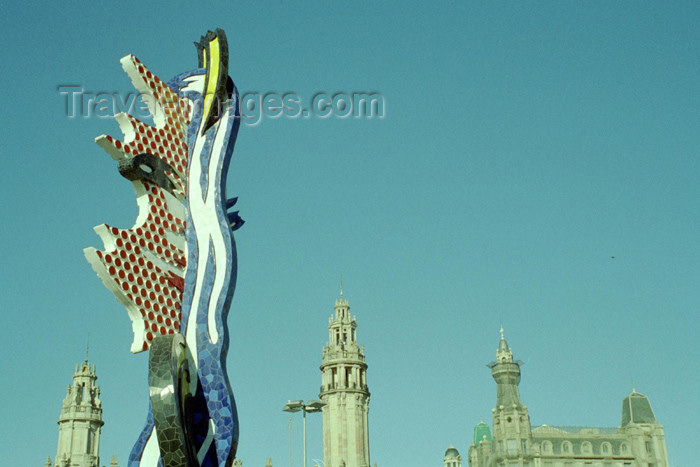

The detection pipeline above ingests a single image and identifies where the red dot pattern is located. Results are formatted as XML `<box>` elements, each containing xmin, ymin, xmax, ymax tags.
<box><xmin>93</xmin><ymin>56</ymin><xmax>192</xmax><ymax>352</ymax></box>
<box><xmin>103</xmin><ymin>55</ymin><xmax>191</xmax><ymax>197</ymax></box>
<box><xmin>96</xmin><ymin>184</ymin><xmax>186</xmax><ymax>349</ymax></box>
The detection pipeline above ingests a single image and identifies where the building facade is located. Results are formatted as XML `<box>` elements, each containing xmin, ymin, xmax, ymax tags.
<box><xmin>466</xmin><ymin>329</ymin><xmax>670</xmax><ymax>467</ymax></box>
<box><xmin>319</xmin><ymin>292</ymin><xmax>372</xmax><ymax>467</ymax></box>
<box><xmin>46</xmin><ymin>360</ymin><xmax>117</xmax><ymax>467</ymax></box>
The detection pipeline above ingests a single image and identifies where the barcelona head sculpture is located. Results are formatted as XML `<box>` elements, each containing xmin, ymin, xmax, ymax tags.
<box><xmin>84</xmin><ymin>29</ymin><xmax>242</xmax><ymax>467</ymax></box>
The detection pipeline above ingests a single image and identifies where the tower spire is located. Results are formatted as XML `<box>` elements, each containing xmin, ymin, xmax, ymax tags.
<box><xmin>53</xmin><ymin>360</ymin><xmax>105</xmax><ymax>467</ymax></box>
<box><xmin>487</xmin><ymin>330</ymin><xmax>531</xmax><ymax>466</ymax></box>
<box><xmin>489</xmin><ymin>328</ymin><xmax>520</xmax><ymax>407</ymax></box>
<box><xmin>321</xmin><ymin>293</ymin><xmax>371</xmax><ymax>467</ymax></box>
<box><xmin>497</xmin><ymin>326</ymin><xmax>511</xmax><ymax>356</ymax></box>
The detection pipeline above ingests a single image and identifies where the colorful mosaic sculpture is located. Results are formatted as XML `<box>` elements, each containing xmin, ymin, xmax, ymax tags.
<box><xmin>84</xmin><ymin>29</ymin><xmax>242</xmax><ymax>467</ymax></box>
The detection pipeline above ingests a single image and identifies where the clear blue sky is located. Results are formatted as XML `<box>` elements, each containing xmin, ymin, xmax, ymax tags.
<box><xmin>1</xmin><ymin>1</ymin><xmax>697</xmax><ymax>466</ymax></box>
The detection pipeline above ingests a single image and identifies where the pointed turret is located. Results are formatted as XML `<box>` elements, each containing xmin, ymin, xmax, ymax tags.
<box><xmin>486</xmin><ymin>328</ymin><xmax>532</xmax><ymax>465</ymax></box>
<box><xmin>487</xmin><ymin>327</ymin><xmax>523</xmax><ymax>409</ymax></box>
<box><xmin>621</xmin><ymin>390</ymin><xmax>658</xmax><ymax>426</ymax></box>
<box><xmin>497</xmin><ymin>327</ymin><xmax>510</xmax><ymax>354</ymax></box>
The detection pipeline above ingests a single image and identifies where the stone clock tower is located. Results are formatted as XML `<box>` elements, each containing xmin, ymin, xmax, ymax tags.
<box><xmin>51</xmin><ymin>360</ymin><xmax>105</xmax><ymax>467</ymax></box>
<box><xmin>319</xmin><ymin>291</ymin><xmax>371</xmax><ymax>467</ymax></box>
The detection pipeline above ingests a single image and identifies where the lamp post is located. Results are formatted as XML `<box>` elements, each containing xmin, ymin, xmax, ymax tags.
<box><xmin>283</xmin><ymin>399</ymin><xmax>326</xmax><ymax>467</ymax></box>
<box><xmin>288</xmin><ymin>417</ymin><xmax>293</xmax><ymax>467</ymax></box>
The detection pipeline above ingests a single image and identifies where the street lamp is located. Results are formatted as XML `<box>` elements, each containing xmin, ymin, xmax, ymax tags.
<box><xmin>283</xmin><ymin>399</ymin><xmax>326</xmax><ymax>467</ymax></box>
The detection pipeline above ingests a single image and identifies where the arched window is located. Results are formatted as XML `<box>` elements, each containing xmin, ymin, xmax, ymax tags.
<box><xmin>561</xmin><ymin>441</ymin><xmax>572</xmax><ymax>455</ymax></box>
<box><xmin>581</xmin><ymin>441</ymin><xmax>592</xmax><ymax>454</ymax></box>
<box><xmin>621</xmin><ymin>442</ymin><xmax>630</xmax><ymax>454</ymax></box>
<box><xmin>541</xmin><ymin>441</ymin><xmax>553</xmax><ymax>454</ymax></box>
<box><xmin>601</xmin><ymin>442</ymin><xmax>612</xmax><ymax>456</ymax></box>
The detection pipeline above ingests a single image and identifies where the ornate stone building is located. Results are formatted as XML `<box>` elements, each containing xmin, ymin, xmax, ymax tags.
<box><xmin>465</xmin><ymin>329</ymin><xmax>670</xmax><ymax>467</ymax></box>
<box><xmin>46</xmin><ymin>359</ymin><xmax>117</xmax><ymax>467</ymax></box>
<box><xmin>319</xmin><ymin>292</ymin><xmax>373</xmax><ymax>467</ymax></box>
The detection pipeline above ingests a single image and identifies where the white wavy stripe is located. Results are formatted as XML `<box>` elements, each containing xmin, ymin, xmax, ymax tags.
<box><xmin>181</xmin><ymin>75</ymin><xmax>205</xmax><ymax>365</ymax></box>
<box><xmin>203</xmin><ymin>109</ymin><xmax>232</xmax><ymax>343</ymax></box>
<box><xmin>185</xmin><ymin>107</ymin><xmax>232</xmax><ymax>363</ymax></box>
<box><xmin>185</xmin><ymin>122</ymin><xmax>205</xmax><ymax>364</ymax></box>
<box><xmin>141</xmin><ymin>427</ymin><xmax>160</xmax><ymax>465</ymax></box>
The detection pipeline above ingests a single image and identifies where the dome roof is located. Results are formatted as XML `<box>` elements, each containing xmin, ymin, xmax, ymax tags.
<box><xmin>444</xmin><ymin>445</ymin><xmax>460</xmax><ymax>458</ymax></box>
<box><xmin>473</xmin><ymin>420</ymin><xmax>493</xmax><ymax>444</ymax></box>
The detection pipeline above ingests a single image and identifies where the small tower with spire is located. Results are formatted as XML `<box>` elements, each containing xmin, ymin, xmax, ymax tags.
<box><xmin>486</xmin><ymin>328</ymin><xmax>532</xmax><ymax>465</ymax></box>
<box><xmin>51</xmin><ymin>359</ymin><xmax>105</xmax><ymax>467</ymax></box>
<box><xmin>320</xmin><ymin>289</ymin><xmax>371</xmax><ymax>467</ymax></box>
